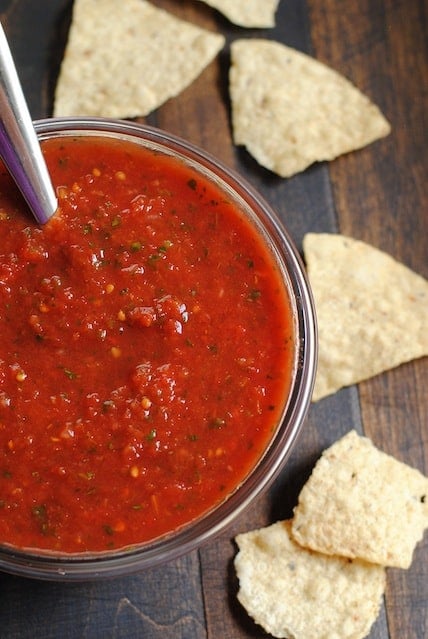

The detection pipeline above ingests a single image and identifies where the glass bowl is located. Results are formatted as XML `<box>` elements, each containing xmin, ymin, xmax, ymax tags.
<box><xmin>0</xmin><ymin>117</ymin><xmax>316</xmax><ymax>580</ymax></box>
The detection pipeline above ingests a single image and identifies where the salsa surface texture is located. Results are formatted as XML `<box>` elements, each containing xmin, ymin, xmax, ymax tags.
<box><xmin>0</xmin><ymin>135</ymin><xmax>294</xmax><ymax>553</ymax></box>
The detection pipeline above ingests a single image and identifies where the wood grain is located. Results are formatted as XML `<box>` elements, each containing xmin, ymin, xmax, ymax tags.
<box><xmin>0</xmin><ymin>551</ymin><xmax>207</xmax><ymax>638</ymax></box>
<box><xmin>309</xmin><ymin>1</ymin><xmax>428</xmax><ymax>638</ymax></box>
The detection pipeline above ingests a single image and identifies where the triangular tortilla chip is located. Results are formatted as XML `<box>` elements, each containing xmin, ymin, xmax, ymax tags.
<box><xmin>303</xmin><ymin>233</ymin><xmax>428</xmax><ymax>401</ymax></box>
<box><xmin>292</xmin><ymin>430</ymin><xmax>428</xmax><ymax>568</ymax></box>
<box><xmin>235</xmin><ymin>520</ymin><xmax>385</xmax><ymax>639</ymax></box>
<box><xmin>197</xmin><ymin>0</ymin><xmax>280</xmax><ymax>27</ymax></box>
<box><xmin>229</xmin><ymin>39</ymin><xmax>391</xmax><ymax>177</ymax></box>
<box><xmin>54</xmin><ymin>0</ymin><xmax>225</xmax><ymax>118</ymax></box>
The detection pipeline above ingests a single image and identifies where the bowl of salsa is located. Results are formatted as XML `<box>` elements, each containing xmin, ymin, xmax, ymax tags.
<box><xmin>0</xmin><ymin>118</ymin><xmax>316</xmax><ymax>579</ymax></box>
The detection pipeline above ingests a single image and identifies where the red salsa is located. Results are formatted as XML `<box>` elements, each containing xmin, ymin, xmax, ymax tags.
<box><xmin>0</xmin><ymin>135</ymin><xmax>294</xmax><ymax>553</ymax></box>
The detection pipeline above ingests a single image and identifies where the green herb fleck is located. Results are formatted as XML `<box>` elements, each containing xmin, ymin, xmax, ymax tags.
<box><xmin>158</xmin><ymin>239</ymin><xmax>173</xmax><ymax>252</ymax></box>
<box><xmin>32</xmin><ymin>503</ymin><xmax>50</xmax><ymax>534</ymax></box>
<box><xmin>209</xmin><ymin>417</ymin><xmax>226</xmax><ymax>429</ymax></box>
<box><xmin>147</xmin><ymin>253</ymin><xmax>161</xmax><ymax>268</ymax></box>
<box><xmin>103</xmin><ymin>524</ymin><xmax>114</xmax><ymax>536</ymax></box>
<box><xmin>187</xmin><ymin>178</ymin><xmax>197</xmax><ymax>190</ymax></box>
<box><xmin>102</xmin><ymin>400</ymin><xmax>115</xmax><ymax>413</ymax></box>
<box><xmin>146</xmin><ymin>428</ymin><xmax>157</xmax><ymax>442</ymax></box>
<box><xmin>63</xmin><ymin>368</ymin><xmax>77</xmax><ymax>380</ymax></box>
<box><xmin>32</xmin><ymin>504</ymin><xmax>47</xmax><ymax>519</ymax></box>
<box><xmin>247</xmin><ymin>289</ymin><xmax>261</xmax><ymax>301</ymax></box>
<box><xmin>130</xmin><ymin>241</ymin><xmax>142</xmax><ymax>252</ymax></box>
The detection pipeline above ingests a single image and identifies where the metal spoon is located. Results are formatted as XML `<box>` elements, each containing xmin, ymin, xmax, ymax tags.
<box><xmin>0</xmin><ymin>23</ymin><xmax>57</xmax><ymax>224</ymax></box>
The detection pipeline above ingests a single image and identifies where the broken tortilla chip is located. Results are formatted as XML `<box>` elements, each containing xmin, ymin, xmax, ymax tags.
<box><xmin>303</xmin><ymin>233</ymin><xmax>428</xmax><ymax>401</ymax></box>
<box><xmin>292</xmin><ymin>430</ymin><xmax>428</xmax><ymax>569</ymax></box>
<box><xmin>54</xmin><ymin>0</ymin><xmax>225</xmax><ymax>118</ymax></box>
<box><xmin>197</xmin><ymin>0</ymin><xmax>280</xmax><ymax>28</ymax></box>
<box><xmin>235</xmin><ymin>520</ymin><xmax>385</xmax><ymax>639</ymax></box>
<box><xmin>229</xmin><ymin>39</ymin><xmax>391</xmax><ymax>177</ymax></box>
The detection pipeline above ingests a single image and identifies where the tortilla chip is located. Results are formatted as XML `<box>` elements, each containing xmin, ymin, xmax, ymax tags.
<box><xmin>197</xmin><ymin>0</ymin><xmax>280</xmax><ymax>27</ymax></box>
<box><xmin>292</xmin><ymin>430</ymin><xmax>428</xmax><ymax>569</ymax></box>
<box><xmin>303</xmin><ymin>233</ymin><xmax>428</xmax><ymax>401</ymax></box>
<box><xmin>235</xmin><ymin>520</ymin><xmax>385</xmax><ymax>639</ymax></box>
<box><xmin>229</xmin><ymin>39</ymin><xmax>391</xmax><ymax>177</ymax></box>
<box><xmin>54</xmin><ymin>0</ymin><xmax>225</xmax><ymax>118</ymax></box>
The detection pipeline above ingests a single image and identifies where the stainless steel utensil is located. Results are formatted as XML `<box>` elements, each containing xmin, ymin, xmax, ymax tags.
<box><xmin>0</xmin><ymin>23</ymin><xmax>57</xmax><ymax>224</ymax></box>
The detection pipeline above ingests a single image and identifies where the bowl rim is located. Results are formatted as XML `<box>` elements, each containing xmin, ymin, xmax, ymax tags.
<box><xmin>0</xmin><ymin>117</ymin><xmax>317</xmax><ymax>580</ymax></box>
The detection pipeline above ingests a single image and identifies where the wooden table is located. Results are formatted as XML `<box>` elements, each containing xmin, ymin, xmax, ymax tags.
<box><xmin>0</xmin><ymin>1</ymin><xmax>426</xmax><ymax>637</ymax></box>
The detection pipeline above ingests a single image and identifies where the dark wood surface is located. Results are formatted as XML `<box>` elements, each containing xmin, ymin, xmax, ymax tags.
<box><xmin>0</xmin><ymin>1</ymin><xmax>426</xmax><ymax>637</ymax></box>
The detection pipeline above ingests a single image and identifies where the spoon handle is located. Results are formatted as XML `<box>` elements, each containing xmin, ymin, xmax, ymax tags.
<box><xmin>0</xmin><ymin>23</ymin><xmax>57</xmax><ymax>224</ymax></box>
